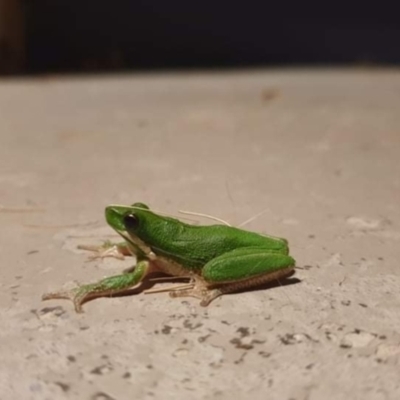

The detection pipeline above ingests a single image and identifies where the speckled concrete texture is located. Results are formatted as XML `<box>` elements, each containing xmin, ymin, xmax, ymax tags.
<box><xmin>0</xmin><ymin>69</ymin><xmax>399</xmax><ymax>400</ymax></box>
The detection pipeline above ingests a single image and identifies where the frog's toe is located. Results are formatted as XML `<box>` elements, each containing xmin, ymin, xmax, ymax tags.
<box><xmin>167</xmin><ymin>275</ymin><xmax>223</xmax><ymax>306</ymax></box>
<box><xmin>78</xmin><ymin>242</ymin><xmax>126</xmax><ymax>262</ymax></box>
<box><xmin>168</xmin><ymin>287</ymin><xmax>223</xmax><ymax>307</ymax></box>
<box><xmin>42</xmin><ymin>291</ymin><xmax>66</xmax><ymax>302</ymax></box>
<box><xmin>199</xmin><ymin>289</ymin><xmax>223</xmax><ymax>306</ymax></box>
<box><xmin>42</xmin><ymin>287</ymin><xmax>90</xmax><ymax>313</ymax></box>
<box><xmin>78</xmin><ymin>240</ymin><xmax>133</xmax><ymax>263</ymax></box>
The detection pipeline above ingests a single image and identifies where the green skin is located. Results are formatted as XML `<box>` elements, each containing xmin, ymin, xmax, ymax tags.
<box><xmin>43</xmin><ymin>203</ymin><xmax>295</xmax><ymax>313</ymax></box>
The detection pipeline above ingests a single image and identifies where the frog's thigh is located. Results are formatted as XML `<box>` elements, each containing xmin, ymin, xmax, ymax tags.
<box><xmin>202</xmin><ymin>248</ymin><xmax>295</xmax><ymax>285</ymax></box>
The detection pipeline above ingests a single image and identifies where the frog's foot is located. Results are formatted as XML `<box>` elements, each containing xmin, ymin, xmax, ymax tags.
<box><xmin>42</xmin><ymin>261</ymin><xmax>152</xmax><ymax>313</ymax></box>
<box><xmin>42</xmin><ymin>277</ymin><xmax>137</xmax><ymax>313</ymax></box>
<box><xmin>168</xmin><ymin>276</ymin><xmax>223</xmax><ymax>307</ymax></box>
<box><xmin>77</xmin><ymin>241</ymin><xmax>130</xmax><ymax>262</ymax></box>
<box><xmin>42</xmin><ymin>285</ymin><xmax>97</xmax><ymax>314</ymax></box>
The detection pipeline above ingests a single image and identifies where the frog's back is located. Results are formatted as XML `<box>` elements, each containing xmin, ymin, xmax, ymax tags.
<box><xmin>191</xmin><ymin>223</ymin><xmax>288</xmax><ymax>255</ymax></box>
<box><xmin>146</xmin><ymin>220</ymin><xmax>289</xmax><ymax>269</ymax></box>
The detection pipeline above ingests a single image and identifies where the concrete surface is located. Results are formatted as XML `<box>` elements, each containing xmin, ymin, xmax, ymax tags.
<box><xmin>0</xmin><ymin>68</ymin><xmax>400</xmax><ymax>400</ymax></box>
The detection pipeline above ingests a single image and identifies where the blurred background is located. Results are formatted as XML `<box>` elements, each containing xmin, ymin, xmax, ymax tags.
<box><xmin>1</xmin><ymin>0</ymin><xmax>399</xmax><ymax>75</ymax></box>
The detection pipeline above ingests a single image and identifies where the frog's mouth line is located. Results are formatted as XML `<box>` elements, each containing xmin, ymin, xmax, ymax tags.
<box><xmin>116</xmin><ymin>229</ymin><xmax>151</xmax><ymax>259</ymax></box>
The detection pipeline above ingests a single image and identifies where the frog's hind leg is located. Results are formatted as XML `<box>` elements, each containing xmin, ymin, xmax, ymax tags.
<box><xmin>170</xmin><ymin>249</ymin><xmax>295</xmax><ymax>306</ymax></box>
<box><xmin>42</xmin><ymin>260</ymin><xmax>153</xmax><ymax>313</ymax></box>
<box><xmin>203</xmin><ymin>267</ymin><xmax>295</xmax><ymax>306</ymax></box>
<box><xmin>168</xmin><ymin>269</ymin><xmax>294</xmax><ymax>307</ymax></box>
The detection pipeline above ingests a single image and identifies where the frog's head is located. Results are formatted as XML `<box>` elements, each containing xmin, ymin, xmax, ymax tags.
<box><xmin>105</xmin><ymin>202</ymin><xmax>152</xmax><ymax>257</ymax></box>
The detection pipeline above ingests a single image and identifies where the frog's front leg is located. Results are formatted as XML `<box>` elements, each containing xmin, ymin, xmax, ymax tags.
<box><xmin>42</xmin><ymin>260</ymin><xmax>154</xmax><ymax>313</ymax></box>
<box><xmin>78</xmin><ymin>240</ymin><xmax>132</xmax><ymax>261</ymax></box>
<box><xmin>169</xmin><ymin>248</ymin><xmax>295</xmax><ymax>306</ymax></box>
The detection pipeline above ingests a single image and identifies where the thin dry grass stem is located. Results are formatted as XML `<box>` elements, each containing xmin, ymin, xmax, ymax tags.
<box><xmin>178</xmin><ymin>210</ymin><xmax>231</xmax><ymax>226</ymax></box>
<box><xmin>144</xmin><ymin>283</ymin><xmax>194</xmax><ymax>294</ymax></box>
<box><xmin>238</xmin><ymin>208</ymin><xmax>269</xmax><ymax>228</ymax></box>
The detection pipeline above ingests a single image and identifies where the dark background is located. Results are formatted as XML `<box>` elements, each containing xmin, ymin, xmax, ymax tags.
<box><xmin>1</xmin><ymin>0</ymin><xmax>400</xmax><ymax>75</ymax></box>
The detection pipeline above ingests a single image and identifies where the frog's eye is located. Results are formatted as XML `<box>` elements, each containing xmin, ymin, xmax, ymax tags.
<box><xmin>123</xmin><ymin>213</ymin><xmax>139</xmax><ymax>230</ymax></box>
